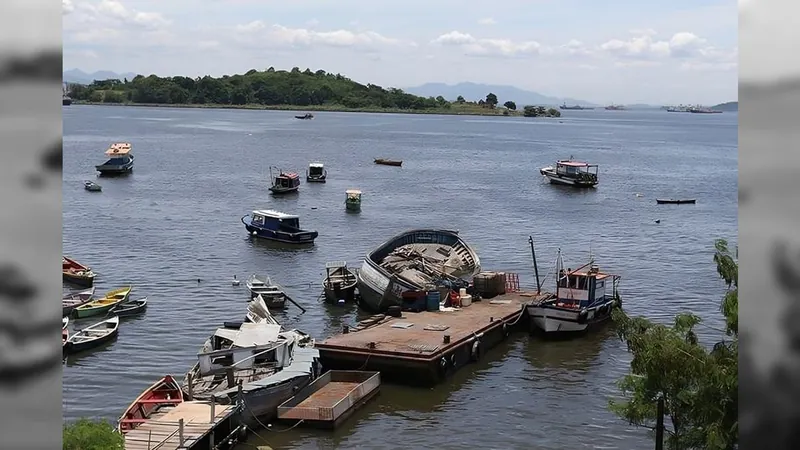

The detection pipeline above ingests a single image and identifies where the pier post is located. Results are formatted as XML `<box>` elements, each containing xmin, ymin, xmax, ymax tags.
<box><xmin>226</xmin><ymin>368</ymin><xmax>235</xmax><ymax>388</ymax></box>
<box><xmin>178</xmin><ymin>418</ymin><xmax>185</xmax><ymax>448</ymax></box>
<box><xmin>210</xmin><ymin>396</ymin><xmax>216</xmax><ymax>422</ymax></box>
<box><xmin>186</xmin><ymin>373</ymin><xmax>194</xmax><ymax>401</ymax></box>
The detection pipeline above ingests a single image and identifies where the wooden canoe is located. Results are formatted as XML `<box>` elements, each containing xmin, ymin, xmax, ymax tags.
<box><xmin>374</xmin><ymin>158</ymin><xmax>402</xmax><ymax>167</ymax></box>
<box><xmin>62</xmin><ymin>287</ymin><xmax>95</xmax><ymax>317</ymax></box>
<box><xmin>117</xmin><ymin>374</ymin><xmax>184</xmax><ymax>433</ymax></box>
<box><xmin>73</xmin><ymin>286</ymin><xmax>132</xmax><ymax>319</ymax></box>
<box><xmin>655</xmin><ymin>198</ymin><xmax>696</xmax><ymax>204</ymax></box>
<box><xmin>64</xmin><ymin>315</ymin><xmax>119</xmax><ymax>354</ymax></box>
<box><xmin>109</xmin><ymin>297</ymin><xmax>147</xmax><ymax>317</ymax></box>
<box><xmin>63</xmin><ymin>256</ymin><xmax>96</xmax><ymax>287</ymax></box>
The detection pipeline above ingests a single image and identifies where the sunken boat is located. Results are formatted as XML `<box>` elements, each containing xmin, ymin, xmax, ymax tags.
<box><xmin>356</xmin><ymin>229</ymin><xmax>481</xmax><ymax>312</ymax></box>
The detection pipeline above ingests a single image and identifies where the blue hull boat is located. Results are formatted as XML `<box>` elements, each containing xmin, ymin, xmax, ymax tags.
<box><xmin>242</xmin><ymin>209</ymin><xmax>318</xmax><ymax>244</ymax></box>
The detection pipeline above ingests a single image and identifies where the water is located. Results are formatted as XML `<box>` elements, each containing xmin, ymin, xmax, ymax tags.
<box><xmin>62</xmin><ymin>105</ymin><xmax>737</xmax><ymax>449</ymax></box>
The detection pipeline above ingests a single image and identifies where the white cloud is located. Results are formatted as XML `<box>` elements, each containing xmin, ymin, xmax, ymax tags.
<box><xmin>233</xmin><ymin>22</ymin><xmax>414</xmax><ymax>50</ymax></box>
<box><xmin>478</xmin><ymin>17</ymin><xmax>497</xmax><ymax>25</ymax></box>
<box><xmin>431</xmin><ymin>31</ymin><xmax>542</xmax><ymax>58</ymax></box>
<box><xmin>77</xmin><ymin>0</ymin><xmax>171</xmax><ymax>30</ymax></box>
<box><xmin>598</xmin><ymin>30</ymin><xmax>732</xmax><ymax>70</ymax></box>
<box><xmin>63</xmin><ymin>0</ymin><xmax>74</xmax><ymax>15</ymax></box>
<box><xmin>64</xmin><ymin>0</ymin><xmax>176</xmax><ymax>49</ymax></box>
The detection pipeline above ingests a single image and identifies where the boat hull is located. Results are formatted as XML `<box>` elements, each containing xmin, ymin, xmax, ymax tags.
<box><xmin>527</xmin><ymin>298</ymin><xmax>617</xmax><ymax>334</ymax></box>
<box><xmin>65</xmin><ymin>318</ymin><xmax>119</xmax><ymax>353</ymax></box>
<box><xmin>73</xmin><ymin>302</ymin><xmax>118</xmax><ymax>318</ymax></box>
<box><xmin>269</xmin><ymin>186</ymin><xmax>299</xmax><ymax>194</ymax></box>
<box><xmin>110</xmin><ymin>299</ymin><xmax>147</xmax><ymax>317</ymax></box>
<box><xmin>345</xmin><ymin>201</ymin><xmax>361</xmax><ymax>211</ymax></box>
<box><xmin>242</xmin><ymin>216</ymin><xmax>318</xmax><ymax>245</ymax></box>
<box><xmin>540</xmin><ymin>169</ymin><xmax>598</xmax><ymax>188</ymax></box>
<box><xmin>96</xmin><ymin>156</ymin><xmax>134</xmax><ymax>176</ymax></box>
<box><xmin>656</xmin><ymin>199</ymin><xmax>696</xmax><ymax>204</ymax></box>
<box><xmin>356</xmin><ymin>229</ymin><xmax>481</xmax><ymax>313</ymax></box>
<box><xmin>118</xmin><ymin>375</ymin><xmax>184</xmax><ymax>433</ymax></box>
<box><xmin>374</xmin><ymin>159</ymin><xmax>402</xmax><ymax>167</ymax></box>
<box><xmin>323</xmin><ymin>282</ymin><xmax>357</xmax><ymax>304</ymax></box>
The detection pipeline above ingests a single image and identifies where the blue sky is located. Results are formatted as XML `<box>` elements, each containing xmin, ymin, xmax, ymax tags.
<box><xmin>63</xmin><ymin>0</ymin><xmax>740</xmax><ymax>105</ymax></box>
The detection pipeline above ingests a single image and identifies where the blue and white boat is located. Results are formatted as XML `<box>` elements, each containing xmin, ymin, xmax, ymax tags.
<box><xmin>526</xmin><ymin>249</ymin><xmax>621</xmax><ymax>334</ymax></box>
<box><xmin>95</xmin><ymin>142</ymin><xmax>134</xmax><ymax>176</ymax></box>
<box><xmin>241</xmin><ymin>209</ymin><xmax>318</xmax><ymax>244</ymax></box>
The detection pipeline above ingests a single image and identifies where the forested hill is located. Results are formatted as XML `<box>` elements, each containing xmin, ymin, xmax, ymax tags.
<box><xmin>67</xmin><ymin>67</ymin><xmax>452</xmax><ymax>111</ymax></box>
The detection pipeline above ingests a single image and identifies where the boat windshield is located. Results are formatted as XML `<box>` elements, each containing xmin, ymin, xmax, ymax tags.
<box><xmin>309</xmin><ymin>166</ymin><xmax>323</xmax><ymax>176</ymax></box>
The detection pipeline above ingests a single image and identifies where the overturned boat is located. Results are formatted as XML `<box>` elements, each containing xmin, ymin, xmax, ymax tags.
<box><xmin>356</xmin><ymin>229</ymin><xmax>481</xmax><ymax>312</ymax></box>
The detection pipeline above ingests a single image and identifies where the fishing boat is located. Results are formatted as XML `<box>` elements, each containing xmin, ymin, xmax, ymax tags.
<box><xmin>323</xmin><ymin>261</ymin><xmax>358</xmax><ymax>304</ymax></box>
<box><xmin>356</xmin><ymin>229</ymin><xmax>481</xmax><ymax>312</ymax></box>
<box><xmin>656</xmin><ymin>198</ymin><xmax>696</xmax><ymax>204</ymax></box>
<box><xmin>73</xmin><ymin>286</ymin><xmax>132</xmax><ymax>319</ymax></box>
<box><xmin>64</xmin><ymin>315</ymin><xmax>120</xmax><ymax>353</ymax></box>
<box><xmin>241</xmin><ymin>209</ymin><xmax>318</xmax><ymax>244</ymax></box>
<box><xmin>269</xmin><ymin>167</ymin><xmax>300</xmax><ymax>194</ymax></box>
<box><xmin>605</xmin><ymin>104</ymin><xmax>625</xmax><ymax>110</ymax></box>
<box><xmin>182</xmin><ymin>322</ymin><xmax>320</xmax><ymax>424</ymax></box>
<box><xmin>306</xmin><ymin>162</ymin><xmax>327</xmax><ymax>182</ymax></box>
<box><xmin>540</xmin><ymin>158</ymin><xmax>599</xmax><ymax>188</ymax></box>
<box><xmin>560</xmin><ymin>103</ymin><xmax>594</xmax><ymax>110</ymax></box>
<box><xmin>62</xmin><ymin>256</ymin><xmax>96</xmax><ymax>287</ymax></box>
<box><xmin>117</xmin><ymin>375</ymin><xmax>184</xmax><ymax>433</ymax></box>
<box><xmin>345</xmin><ymin>189</ymin><xmax>362</xmax><ymax>212</ymax></box>
<box><xmin>109</xmin><ymin>297</ymin><xmax>147</xmax><ymax>317</ymax></box>
<box><xmin>62</xmin><ymin>287</ymin><xmax>95</xmax><ymax>317</ymax></box>
<box><xmin>83</xmin><ymin>180</ymin><xmax>102</xmax><ymax>192</ymax></box>
<box><xmin>245</xmin><ymin>275</ymin><xmax>288</xmax><ymax>309</ymax></box>
<box><xmin>295</xmin><ymin>113</ymin><xmax>314</xmax><ymax>120</ymax></box>
<box><xmin>374</xmin><ymin>158</ymin><xmax>402</xmax><ymax>167</ymax></box>
<box><xmin>527</xmin><ymin>249</ymin><xmax>621</xmax><ymax>334</ymax></box>
<box><xmin>95</xmin><ymin>142</ymin><xmax>134</xmax><ymax>176</ymax></box>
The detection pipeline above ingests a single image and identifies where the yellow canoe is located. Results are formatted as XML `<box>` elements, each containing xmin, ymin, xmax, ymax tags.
<box><xmin>74</xmin><ymin>286</ymin><xmax>132</xmax><ymax>318</ymax></box>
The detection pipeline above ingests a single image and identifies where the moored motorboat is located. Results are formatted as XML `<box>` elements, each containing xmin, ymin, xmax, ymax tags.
<box><xmin>245</xmin><ymin>275</ymin><xmax>288</xmax><ymax>309</ymax></box>
<box><xmin>95</xmin><ymin>142</ymin><xmax>134</xmax><ymax>176</ymax></box>
<box><xmin>117</xmin><ymin>375</ymin><xmax>184</xmax><ymax>433</ymax></box>
<box><xmin>62</xmin><ymin>287</ymin><xmax>95</xmax><ymax>317</ymax></box>
<box><xmin>73</xmin><ymin>286</ymin><xmax>132</xmax><ymax>318</ymax></box>
<box><xmin>526</xmin><ymin>249</ymin><xmax>621</xmax><ymax>334</ymax></box>
<box><xmin>62</xmin><ymin>256</ymin><xmax>96</xmax><ymax>287</ymax></box>
<box><xmin>656</xmin><ymin>198</ymin><xmax>696</xmax><ymax>204</ymax></box>
<box><xmin>345</xmin><ymin>189</ymin><xmax>362</xmax><ymax>212</ymax></box>
<box><xmin>241</xmin><ymin>209</ymin><xmax>318</xmax><ymax>244</ymax></box>
<box><xmin>64</xmin><ymin>315</ymin><xmax>120</xmax><ymax>353</ymax></box>
<box><xmin>323</xmin><ymin>261</ymin><xmax>358</xmax><ymax>304</ymax></box>
<box><xmin>374</xmin><ymin>158</ymin><xmax>402</xmax><ymax>167</ymax></box>
<box><xmin>295</xmin><ymin>113</ymin><xmax>314</xmax><ymax>120</ymax></box>
<box><xmin>356</xmin><ymin>229</ymin><xmax>481</xmax><ymax>312</ymax></box>
<box><xmin>109</xmin><ymin>297</ymin><xmax>147</xmax><ymax>317</ymax></box>
<box><xmin>540</xmin><ymin>158</ymin><xmax>599</xmax><ymax>188</ymax></box>
<box><xmin>83</xmin><ymin>180</ymin><xmax>102</xmax><ymax>192</ymax></box>
<box><xmin>306</xmin><ymin>162</ymin><xmax>327</xmax><ymax>182</ymax></box>
<box><xmin>269</xmin><ymin>167</ymin><xmax>300</xmax><ymax>194</ymax></box>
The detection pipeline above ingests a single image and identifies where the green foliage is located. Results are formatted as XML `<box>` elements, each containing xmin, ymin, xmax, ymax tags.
<box><xmin>546</xmin><ymin>108</ymin><xmax>561</xmax><ymax>117</ymax></box>
<box><xmin>63</xmin><ymin>419</ymin><xmax>123</xmax><ymax>450</ymax></box>
<box><xmin>523</xmin><ymin>105</ymin><xmax>560</xmax><ymax>118</ymax></box>
<box><xmin>485</xmin><ymin>92</ymin><xmax>498</xmax><ymax>108</ymax></box>
<box><xmin>456</xmin><ymin>95</ymin><xmax>465</xmax><ymax>103</ymax></box>
<box><xmin>609</xmin><ymin>239</ymin><xmax>738</xmax><ymax>450</ymax></box>
<box><xmin>70</xmin><ymin>68</ymin><xmax>452</xmax><ymax>111</ymax></box>
<box><xmin>503</xmin><ymin>100</ymin><xmax>517</xmax><ymax>110</ymax></box>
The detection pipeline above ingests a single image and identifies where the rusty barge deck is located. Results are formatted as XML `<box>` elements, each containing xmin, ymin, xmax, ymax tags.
<box><xmin>316</xmin><ymin>291</ymin><xmax>549</xmax><ymax>386</ymax></box>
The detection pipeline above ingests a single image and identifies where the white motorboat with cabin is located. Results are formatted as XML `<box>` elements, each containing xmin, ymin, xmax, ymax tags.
<box><xmin>540</xmin><ymin>158</ymin><xmax>599</xmax><ymax>187</ymax></box>
<box><xmin>306</xmin><ymin>162</ymin><xmax>327</xmax><ymax>182</ymax></box>
<box><xmin>527</xmin><ymin>249</ymin><xmax>621</xmax><ymax>334</ymax></box>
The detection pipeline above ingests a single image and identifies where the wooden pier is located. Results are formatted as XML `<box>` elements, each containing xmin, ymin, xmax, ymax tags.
<box><xmin>124</xmin><ymin>401</ymin><xmax>240</xmax><ymax>450</ymax></box>
<box><xmin>316</xmin><ymin>291</ymin><xmax>548</xmax><ymax>386</ymax></box>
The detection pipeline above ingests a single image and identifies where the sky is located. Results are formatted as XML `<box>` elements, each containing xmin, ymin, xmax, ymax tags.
<box><xmin>60</xmin><ymin>0</ymin><xmax>742</xmax><ymax>105</ymax></box>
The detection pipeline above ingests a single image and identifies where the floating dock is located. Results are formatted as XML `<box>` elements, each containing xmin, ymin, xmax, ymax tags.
<box><xmin>316</xmin><ymin>291</ymin><xmax>549</xmax><ymax>386</ymax></box>
<box><xmin>124</xmin><ymin>401</ymin><xmax>242</xmax><ymax>450</ymax></box>
<box><xmin>277</xmin><ymin>370</ymin><xmax>380</xmax><ymax>428</ymax></box>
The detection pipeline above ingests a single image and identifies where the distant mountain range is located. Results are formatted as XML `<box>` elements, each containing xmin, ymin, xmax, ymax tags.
<box><xmin>63</xmin><ymin>69</ymin><xmax>138</xmax><ymax>84</ymax></box>
<box><xmin>711</xmin><ymin>101</ymin><xmax>738</xmax><ymax>112</ymax></box>
<box><xmin>404</xmin><ymin>82</ymin><xmax>600</xmax><ymax>107</ymax></box>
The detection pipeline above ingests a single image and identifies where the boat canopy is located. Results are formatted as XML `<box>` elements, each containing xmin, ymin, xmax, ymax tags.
<box><xmin>105</xmin><ymin>142</ymin><xmax>132</xmax><ymax>156</ymax></box>
<box><xmin>557</xmin><ymin>160</ymin><xmax>596</xmax><ymax>168</ymax></box>
<box><xmin>309</xmin><ymin>162</ymin><xmax>324</xmax><ymax>168</ymax></box>
<box><xmin>346</xmin><ymin>189</ymin><xmax>362</xmax><ymax>198</ymax></box>
<box><xmin>253</xmin><ymin>209</ymin><xmax>298</xmax><ymax>220</ymax></box>
<box><xmin>276</xmin><ymin>172</ymin><xmax>299</xmax><ymax>179</ymax></box>
<box><xmin>326</xmin><ymin>260</ymin><xmax>348</xmax><ymax>269</ymax></box>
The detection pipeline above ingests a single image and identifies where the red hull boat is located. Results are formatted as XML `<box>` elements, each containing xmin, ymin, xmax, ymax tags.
<box><xmin>118</xmin><ymin>375</ymin><xmax>184</xmax><ymax>433</ymax></box>
<box><xmin>62</xmin><ymin>256</ymin><xmax>96</xmax><ymax>287</ymax></box>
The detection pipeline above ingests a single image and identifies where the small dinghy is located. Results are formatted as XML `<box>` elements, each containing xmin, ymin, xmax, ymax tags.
<box><xmin>117</xmin><ymin>374</ymin><xmax>184</xmax><ymax>433</ymax></box>
<box><xmin>84</xmin><ymin>180</ymin><xmax>102</xmax><ymax>192</ymax></box>
<box><xmin>109</xmin><ymin>297</ymin><xmax>147</xmax><ymax>317</ymax></box>
<box><xmin>64</xmin><ymin>315</ymin><xmax>119</xmax><ymax>354</ymax></box>
<box><xmin>74</xmin><ymin>285</ymin><xmax>132</xmax><ymax>318</ymax></box>
<box><xmin>656</xmin><ymin>198</ymin><xmax>696</xmax><ymax>204</ymax></box>
<box><xmin>295</xmin><ymin>113</ymin><xmax>314</xmax><ymax>120</ymax></box>
<box><xmin>62</xmin><ymin>287</ymin><xmax>95</xmax><ymax>317</ymax></box>
<box><xmin>374</xmin><ymin>158</ymin><xmax>402</xmax><ymax>167</ymax></box>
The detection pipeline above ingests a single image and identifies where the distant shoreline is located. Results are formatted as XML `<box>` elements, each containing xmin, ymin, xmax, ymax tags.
<box><xmin>72</xmin><ymin>101</ymin><xmax>531</xmax><ymax>117</ymax></box>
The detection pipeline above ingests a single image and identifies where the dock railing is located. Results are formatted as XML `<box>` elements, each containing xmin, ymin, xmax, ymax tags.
<box><xmin>123</xmin><ymin>398</ymin><xmax>228</xmax><ymax>450</ymax></box>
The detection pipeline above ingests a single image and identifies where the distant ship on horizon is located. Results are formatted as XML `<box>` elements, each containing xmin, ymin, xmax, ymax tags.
<box><xmin>605</xmin><ymin>104</ymin><xmax>625</xmax><ymax>110</ymax></box>
<box><xmin>560</xmin><ymin>102</ymin><xmax>595</xmax><ymax>110</ymax></box>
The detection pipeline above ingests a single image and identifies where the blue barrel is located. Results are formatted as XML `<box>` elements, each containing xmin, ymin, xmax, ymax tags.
<box><xmin>426</xmin><ymin>291</ymin><xmax>441</xmax><ymax>311</ymax></box>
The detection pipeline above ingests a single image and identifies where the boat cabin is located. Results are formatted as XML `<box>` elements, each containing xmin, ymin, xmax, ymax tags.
<box><xmin>199</xmin><ymin>323</ymin><xmax>290</xmax><ymax>376</ymax></box>
<box><xmin>308</xmin><ymin>163</ymin><xmax>325</xmax><ymax>177</ymax></box>
<box><xmin>346</xmin><ymin>190</ymin><xmax>362</xmax><ymax>202</ymax></box>
<box><xmin>251</xmin><ymin>209</ymin><xmax>302</xmax><ymax>232</ymax></box>
<box><xmin>272</xmin><ymin>172</ymin><xmax>300</xmax><ymax>190</ymax></box>
<box><xmin>555</xmin><ymin>265</ymin><xmax>619</xmax><ymax>309</ymax></box>
<box><xmin>556</xmin><ymin>160</ymin><xmax>598</xmax><ymax>179</ymax></box>
<box><xmin>105</xmin><ymin>142</ymin><xmax>132</xmax><ymax>159</ymax></box>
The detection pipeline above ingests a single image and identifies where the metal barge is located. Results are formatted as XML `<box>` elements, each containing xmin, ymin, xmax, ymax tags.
<box><xmin>356</xmin><ymin>229</ymin><xmax>481</xmax><ymax>313</ymax></box>
<box><xmin>316</xmin><ymin>290</ymin><xmax>550</xmax><ymax>387</ymax></box>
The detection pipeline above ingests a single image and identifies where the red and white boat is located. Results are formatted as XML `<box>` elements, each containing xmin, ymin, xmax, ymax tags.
<box><xmin>117</xmin><ymin>375</ymin><xmax>185</xmax><ymax>433</ymax></box>
<box><xmin>62</xmin><ymin>256</ymin><xmax>96</xmax><ymax>287</ymax></box>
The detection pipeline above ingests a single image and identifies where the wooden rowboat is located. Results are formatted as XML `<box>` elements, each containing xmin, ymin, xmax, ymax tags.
<box><xmin>117</xmin><ymin>374</ymin><xmax>184</xmax><ymax>433</ymax></box>
<box><xmin>74</xmin><ymin>286</ymin><xmax>132</xmax><ymax>319</ymax></box>
<box><xmin>62</xmin><ymin>287</ymin><xmax>95</xmax><ymax>317</ymax></box>
<box><xmin>109</xmin><ymin>297</ymin><xmax>147</xmax><ymax>317</ymax></box>
<box><xmin>64</xmin><ymin>315</ymin><xmax>119</xmax><ymax>354</ymax></box>
<box><xmin>656</xmin><ymin>198</ymin><xmax>696</xmax><ymax>204</ymax></box>
<box><xmin>374</xmin><ymin>158</ymin><xmax>402</xmax><ymax>167</ymax></box>
<box><xmin>63</xmin><ymin>256</ymin><xmax>96</xmax><ymax>287</ymax></box>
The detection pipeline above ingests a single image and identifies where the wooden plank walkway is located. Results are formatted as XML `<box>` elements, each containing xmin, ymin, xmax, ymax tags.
<box><xmin>124</xmin><ymin>401</ymin><xmax>234</xmax><ymax>450</ymax></box>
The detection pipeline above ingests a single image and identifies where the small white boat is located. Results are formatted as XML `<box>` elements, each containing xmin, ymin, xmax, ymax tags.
<box><xmin>84</xmin><ymin>180</ymin><xmax>102</xmax><ymax>192</ymax></box>
<box><xmin>245</xmin><ymin>274</ymin><xmax>288</xmax><ymax>309</ymax></box>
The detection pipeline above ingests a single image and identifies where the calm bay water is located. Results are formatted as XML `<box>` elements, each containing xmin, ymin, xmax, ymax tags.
<box><xmin>62</xmin><ymin>105</ymin><xmax>737</xmax><ymax>449</ymax></box>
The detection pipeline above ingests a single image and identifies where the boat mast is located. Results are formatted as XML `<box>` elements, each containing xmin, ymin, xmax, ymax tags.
<box><xmin>528</xmin><ymin>236</ymin><xmax>541</xmax><ymax>294</ymax></box>
<box><xmin>555</xmin><ymin>248</ymin><xmax>562</xmax><ymax>298</ymax></box>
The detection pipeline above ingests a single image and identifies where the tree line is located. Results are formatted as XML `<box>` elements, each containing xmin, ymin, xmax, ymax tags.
<box><xmin>67</xmin><ymin>67</ymin><xmax>560</xmax><ymax>117</ymax></box>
